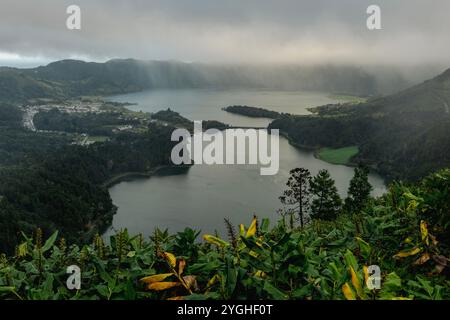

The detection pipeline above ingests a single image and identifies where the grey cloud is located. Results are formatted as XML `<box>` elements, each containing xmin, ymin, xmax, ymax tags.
<box><xmin>0</xmin><ymin>0</ymin><xmax>449</xmax><ymax>67</ymax></box>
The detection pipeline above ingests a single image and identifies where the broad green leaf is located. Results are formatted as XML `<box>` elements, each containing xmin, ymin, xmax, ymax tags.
<box><xmin>274</xmin><ymin>232</ymin><xmax>291</xmax><ymax>248</ymax></box>
<box><xmin>263</xmin><ymin>281</ymin><xmax>288</xmax><ymax>300</ymax></box>
<box><xmin>42</xmin><ymin>231</ymin><xmax>58</xmax><ymax>253</ymax></box>
<box><xmin>383</xmin><ymin>272</ymin><xmax>402</xmax><ymax>291</ymax></box>
<box><xmin>344</xmin><ymin>249</ymin><xmax>358</xmax><ymax>271</ymax></box>
<box><xmin>96</xmin><ymin>285</ymin><xmax>110</xmax><ymax>298</ymax></box>
<box><xmin>260</xmin><ymin>218</ymin><xmax>270</xmax><ymax>232</ymax></box>
<box><xmin>417</xmin><ymin>276</ymin><xmax>434</xmax><ymax>297</ymax></box>
<box><xmin>225</xmin><ymin>256</ymin><xmax>237</xmax><ymax>297</ymax></box>
<box><xmin>379</xmin><ymin>272</ymin><xmax>402</xmax><ymax>299</ymax></box>
<box><xmin>355</xmin><ymin>237</ymin><xmax>371</xmax><ymax>259</ymax></box>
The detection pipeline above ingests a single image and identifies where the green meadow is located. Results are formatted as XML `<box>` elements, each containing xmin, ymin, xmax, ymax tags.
<box><xmin>317</xmin><ymin>146</ymin><xmax>359</xmax><ymax>165</ymax></box>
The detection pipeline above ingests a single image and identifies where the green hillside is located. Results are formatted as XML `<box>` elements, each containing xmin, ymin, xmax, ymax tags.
<box><xmin>270</xmin><ymin>68</ymin><xmax>450</xmax><ymax>181</ymax></box>
<box><xmin>0</xmin><ymin>68</ymin><xmax>66</xmax><ymax>104</ymax></box>
<box><xmin>0</xmin><ymin>60</ymin><xmax>388</xmax><ymax>104</ymax></box>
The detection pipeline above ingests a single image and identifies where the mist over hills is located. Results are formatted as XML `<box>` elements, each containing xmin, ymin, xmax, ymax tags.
<box><xmin>1</xmin><ymin>58</ymin><xmax>448</xmax><ymax>180</ymax></box>
<box><xmin>0</xmin><ymin>59</ymin><xmax>433</xmax><ymax>104</ymax></box>
<box><xmin>270</xmin><ymin>68</ymin><xmax>450</xmax><ymax>180</ymax></box>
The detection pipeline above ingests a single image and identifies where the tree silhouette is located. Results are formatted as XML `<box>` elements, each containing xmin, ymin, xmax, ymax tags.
<box><xmin>279</xmin><ymin>168</ymin><xmax>311</xmax><ymax>228</ymax></box>
<box><xmin>344</xmin><ymin>165</ymin><xmax>373</xmax><ymax>213</ymax></box>
<box><xmin>310</xmin><ymin>169</ymin><xmax>342</xmax><ymax>220</ymax></box>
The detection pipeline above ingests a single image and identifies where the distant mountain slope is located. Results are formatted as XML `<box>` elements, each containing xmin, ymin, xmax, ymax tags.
<box><xmin>270</xmin><ymin>68</ymin><xmax>450</xmax><ymax>181</ymax></box>
<box><xmin>0</xmin><ymin>59</ymin><xmax>412</xmax><ymax>104</ymax></box>
<box><xmin>0</xmin><ymin>68</ymin><xmax>66</xmax><ymax>103</ymax></box>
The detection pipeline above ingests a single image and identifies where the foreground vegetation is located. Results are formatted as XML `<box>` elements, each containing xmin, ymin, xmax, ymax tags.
<box><xmin>0</xmin><ymin>169</ymin><xmax>448</xmax><ymax>300</ymax></box>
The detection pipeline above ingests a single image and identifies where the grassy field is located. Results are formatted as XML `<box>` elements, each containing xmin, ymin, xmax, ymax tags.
<box><xmin>316</xmin><ymin>146</ymin><xmax>359</xmax><ymax>165</ymax></box>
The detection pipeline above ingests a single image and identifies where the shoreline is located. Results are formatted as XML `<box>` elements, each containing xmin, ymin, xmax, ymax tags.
<box><xmin>102</xmin><ymin>165</ymin><xmax>169</xmax><ymax>189</ymax></box>
<box><xmin>278</xmin><ymin>130</ymin><xmax>386</xmax><ymax>182</ymax></box>
<box><xmin>102</xmin><ymin>164</ymin><xmax>194</xmax><ymax>189</ymax></box>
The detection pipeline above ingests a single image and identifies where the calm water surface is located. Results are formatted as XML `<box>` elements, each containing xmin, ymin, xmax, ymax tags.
<box><xmin>105</xmin><ymin>89</ymin><xmax>386</xmax><ymax>237</ymax></box>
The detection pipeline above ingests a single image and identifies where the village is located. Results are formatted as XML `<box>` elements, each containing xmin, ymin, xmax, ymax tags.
<box><xmin>19</xmin><ymin>99</ymin><xmax>151</xmax><ymax>145</ymax></box>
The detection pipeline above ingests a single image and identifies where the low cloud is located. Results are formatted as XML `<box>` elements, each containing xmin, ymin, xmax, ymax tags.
<box><xmin>1</xmin><ymin>0</ymin><xmax>449</xmax><ymax>67</ymax></box>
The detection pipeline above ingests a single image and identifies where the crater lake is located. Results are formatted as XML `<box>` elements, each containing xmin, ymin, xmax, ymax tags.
<box><xmin>105</xmin><ymin>89</ymin><xmax>386</xmax><ymax>236</ymax></box>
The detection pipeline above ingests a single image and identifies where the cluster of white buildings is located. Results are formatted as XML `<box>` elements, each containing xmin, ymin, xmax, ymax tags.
<box><xmin>20</xmin><ymin>102</ymin><xmax>106</xmax><ymax>132</ymax></box>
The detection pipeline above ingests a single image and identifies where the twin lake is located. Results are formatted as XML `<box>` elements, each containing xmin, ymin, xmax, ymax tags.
<box><xmin>105</xmin><ymin>89</ymin><xmax>386</xmax><ymax>237</ymax></box>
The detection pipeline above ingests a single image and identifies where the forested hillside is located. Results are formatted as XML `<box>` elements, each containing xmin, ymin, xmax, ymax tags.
<box><xmin>0</xmin><ymin>115</ymin><xmax>177</xmax><ymax>254</ymax></box>
<box><xmin>269</xmin><ymin>68</ymin><xmax>450</xmax><ymax>181</ymax></box>
<box><xmin>0</xmin><ymin>59</ymin><xmax>406</xmax><ymax>104</ymax></box>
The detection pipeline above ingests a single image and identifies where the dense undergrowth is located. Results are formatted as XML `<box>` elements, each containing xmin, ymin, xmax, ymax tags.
<box><xmin>0</xmin><ymin>170</ymin><xmax>448</xmax><ymax>300</ymax></box>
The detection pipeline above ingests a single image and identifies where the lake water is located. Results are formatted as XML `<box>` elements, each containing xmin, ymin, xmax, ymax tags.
<box><xmin>105</xmin><ymin>89</ymin><xmax>386</xmax><ymax>237</ymax></box>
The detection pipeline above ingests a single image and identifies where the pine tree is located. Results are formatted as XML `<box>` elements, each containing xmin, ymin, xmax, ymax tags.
<box><xmin>279</xmin><ymin>168</ymin><xmax>311</xmax><ymax>228</ymax></box>
<box><xmin>344</xmin><ymin>165</ymin><xmax>373</xmax><ymax>213</ymax></box>
<box><xmin>310</xmin><ymin>169</ymin><xmax>342</xmax><ymax>220</ymax></box>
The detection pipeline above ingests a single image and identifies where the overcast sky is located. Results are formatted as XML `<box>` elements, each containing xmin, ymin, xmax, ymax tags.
<box><xmin>1</xmin><ymin>0</ymin><xmax>449</xmax><ymax>68</ymax></box>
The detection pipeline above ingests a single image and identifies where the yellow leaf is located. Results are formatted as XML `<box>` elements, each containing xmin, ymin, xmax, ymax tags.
<box><xmin>167</xmin><ymin>296</ymin><xmax>185</xmax><ymax>300</ymax></box>
<box><xmin>413</xmin><ymin>252</ymin><xmax>431</xmax><ymax>265</ymax></box>
<box><xmin>420</xmin><ymin>220</ymin><xmax>429</xmax><ymax>245</ymax></box>
<box><xmin>249</xmin><ymin>250</ymin><xmax>259</xmax><ymax>258</ymax></box>
<box><xmin>391</xmin><ymin>297</ymin><xmax>413</xmax><ymax>300</ymax></box>
<box><xmin>256</xmin><ymin>239</ymin><xmax>264</xmax><ymax>248</ymax></box>
<box><xmin>162</xmin><ymin>252</ymin><xmax>177</xmax><ymax>268</ymax></box>
<box><xmin>178</xmin><ymin>259</ymin><xmax>186</xmax><ymax>275</ymax></box>
<box><xmin>254</xmin><ymin>270</ymin><xmax>267</xmax><ymax>279</ymax></box>
<box><xmin>203</xmin><ymin>234</ymin><xmax>230</xmax><ymax>247</ymax></box>
<box><xmin>140</xmin><ymin>273</ymin><xmax>174</xmax><ymax>284</ymax></box>
<box><xmin>404</xmin><ymin>237</ymin><xmax>413</xmax><ymax>244</ymax></box>
<box><xmin>393</xmin><ymin>247</ymin><xmax>421</xmax><ymax>259</ymax></box>
<box><xmin>206</xmin><ymin>274</ymin><xmax>221</xmax><ymax>288</ymax></box>
<box><xmin>350</xmin><ymin>266</ymin><xmax>364</xmax><ymax>298</ymax></box>
<box><xmin>17</xmin><ymin>242</ymin><xmax>28</xmax><ymax>257</ymax></box>
<box><xmin>363</xmin><ymin>266</ymin><xmax>369</xmax><ymax>287</ymax></box>
<box><xmin>246</xmin><ymin>218</ymin><xmax>257</xmax><ymax>238</ymax></box>
<box><xmin>342</xmin><ymin>283</ymin><xmax>356</xmax><ymax>300</ymax></box>
<box><xmin>239</xmin><ymin>224</ymin><xmax>246</xmax><ymax>236</ymax></box>
<box><xmin>407</xmin><ymin>200</ymin><xmax>419</xmax><ymax>211</ymax></box>
<box><xmin>205</xmin><ymin>274</ymin><xmax>221</xmax><ymax>293</ymax></box>
<box><xmin>147</xmin><ymin>282</ymin><xmax>181</xmax><ymax>291</ymax></box>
